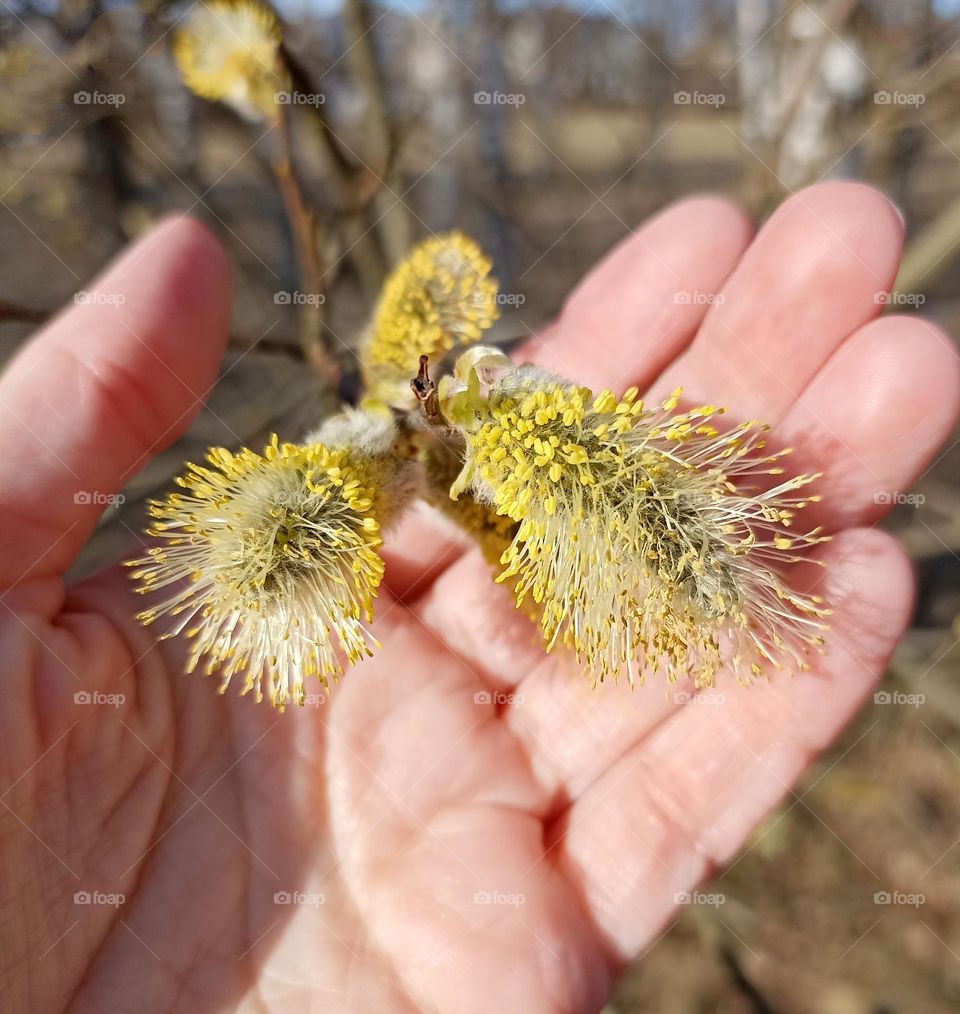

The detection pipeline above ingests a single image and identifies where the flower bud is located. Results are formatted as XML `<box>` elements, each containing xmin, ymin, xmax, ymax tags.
<box><xmin>361</xmin><ymin>232</ymin><xmax>499</xmax><ymax>405</ymax></box>
<box><xmin>128</xmin><ymin>425</ymin><xmax>413</xmax><ymax>709</ymax></box>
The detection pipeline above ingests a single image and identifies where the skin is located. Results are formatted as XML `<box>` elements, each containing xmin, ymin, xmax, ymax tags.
<box><xmin>0</xmin><ymin>182</ymin><xmax>957</xmax><ymax>1014</ymax></box>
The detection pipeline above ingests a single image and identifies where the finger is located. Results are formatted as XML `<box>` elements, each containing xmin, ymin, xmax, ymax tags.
<box><xmin>414</xmin><ymin>549</ymin><xmax>549</xmax><ymax>688</ymax></box>
<box><xmin>523</xmin><ymin>195</ymin><xmax>754</xmax><ymax>391</ymax></box>
<box><xmin>774</xmin><ymin>314</ymin><xmax>960</xmax><ymax>529</ymax></box>
<box><xmin>383</xmin><ymin>196</ymin><xmax>753</xmax><ymax>600</ymax></box>
<box><xmin>504</xmin><ymin>656</ymin><xmax>695</xmax><ymax>808</ymax></box>
<box><xmin>380</xmin><ymin>502</ymin><xmax>477</xmax><ymax>601</ymax></box>
<box><xmin>0</xmin><ymin>217</ymin><xmax>230</xmax><ymax>587</ymax></box>
<box><xmin>649</xmin><ymin>182</ymin><xmax>904</xmax><ymax>423</ymax></box>
<box><xmin>552</xmin><ymin>528</ymin><xmax>912</xmax><ymax>961</ymax></box>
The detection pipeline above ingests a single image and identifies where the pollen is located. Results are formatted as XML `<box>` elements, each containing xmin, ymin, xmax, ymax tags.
<box><xmin>127</xmin><ymin>435</ymin><xmax>392</xmax><ymax>709</ymax></box>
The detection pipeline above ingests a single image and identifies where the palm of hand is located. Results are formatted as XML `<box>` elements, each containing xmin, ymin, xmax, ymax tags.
<box><xmin>2</xmin><ymin>185</ymin><xmax>957</xmax><ymax>1014</ymax></box>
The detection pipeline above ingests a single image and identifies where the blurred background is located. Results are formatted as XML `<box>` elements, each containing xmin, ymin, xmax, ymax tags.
<box><xmin>2</xmin><ymin>0</ymin><xmax>960</xmax><ymax>1010</ymax></box>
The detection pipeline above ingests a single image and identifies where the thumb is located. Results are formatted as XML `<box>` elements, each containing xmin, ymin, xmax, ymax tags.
<box><xmin>0</xmin><ymin>216</ymin><xmax>230</xmax><ymax>588</ymax></box>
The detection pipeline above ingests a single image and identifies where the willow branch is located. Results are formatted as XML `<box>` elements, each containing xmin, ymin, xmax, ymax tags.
<box><xmin>280</xmin><ymin>44</ymin><xmax>388</xmax><ymax>299</ymax></box>
<box><xmin>268</xmin><ymin>108</ymin><xmax>340</xmax><ymax>385</ymax></box>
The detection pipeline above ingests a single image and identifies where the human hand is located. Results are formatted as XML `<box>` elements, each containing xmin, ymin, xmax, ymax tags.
<box><xmin>1</xmin><ymin>182</ymin><xmax>956</xmax><ymax>1013</ymax></box>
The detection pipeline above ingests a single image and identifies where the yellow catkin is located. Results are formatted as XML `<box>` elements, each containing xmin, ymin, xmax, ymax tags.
<box><xmin>173</xmin><ymin>0</ymin><xmax>287</xmax><ymax>120</ymax></box>
<box><xmin>127</xmin><ymin>435</ymin><xmax>390</xmax><ymax>709</ymax></box>
<box><xmin>362</xmin><ymin>232</ymin><xmax>499</xmax><ymax>398</ymax></box>
<box><xmin>454</xmin><ymin>366</ymin><xmax>829</xmax><ymax>687</ymax></box>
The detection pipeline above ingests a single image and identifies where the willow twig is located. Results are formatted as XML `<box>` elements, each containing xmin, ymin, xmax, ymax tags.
<box><xmin>268</xmin><ymin>107</ymin><xmax>340</xmax><ymax>385</ymax></box>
